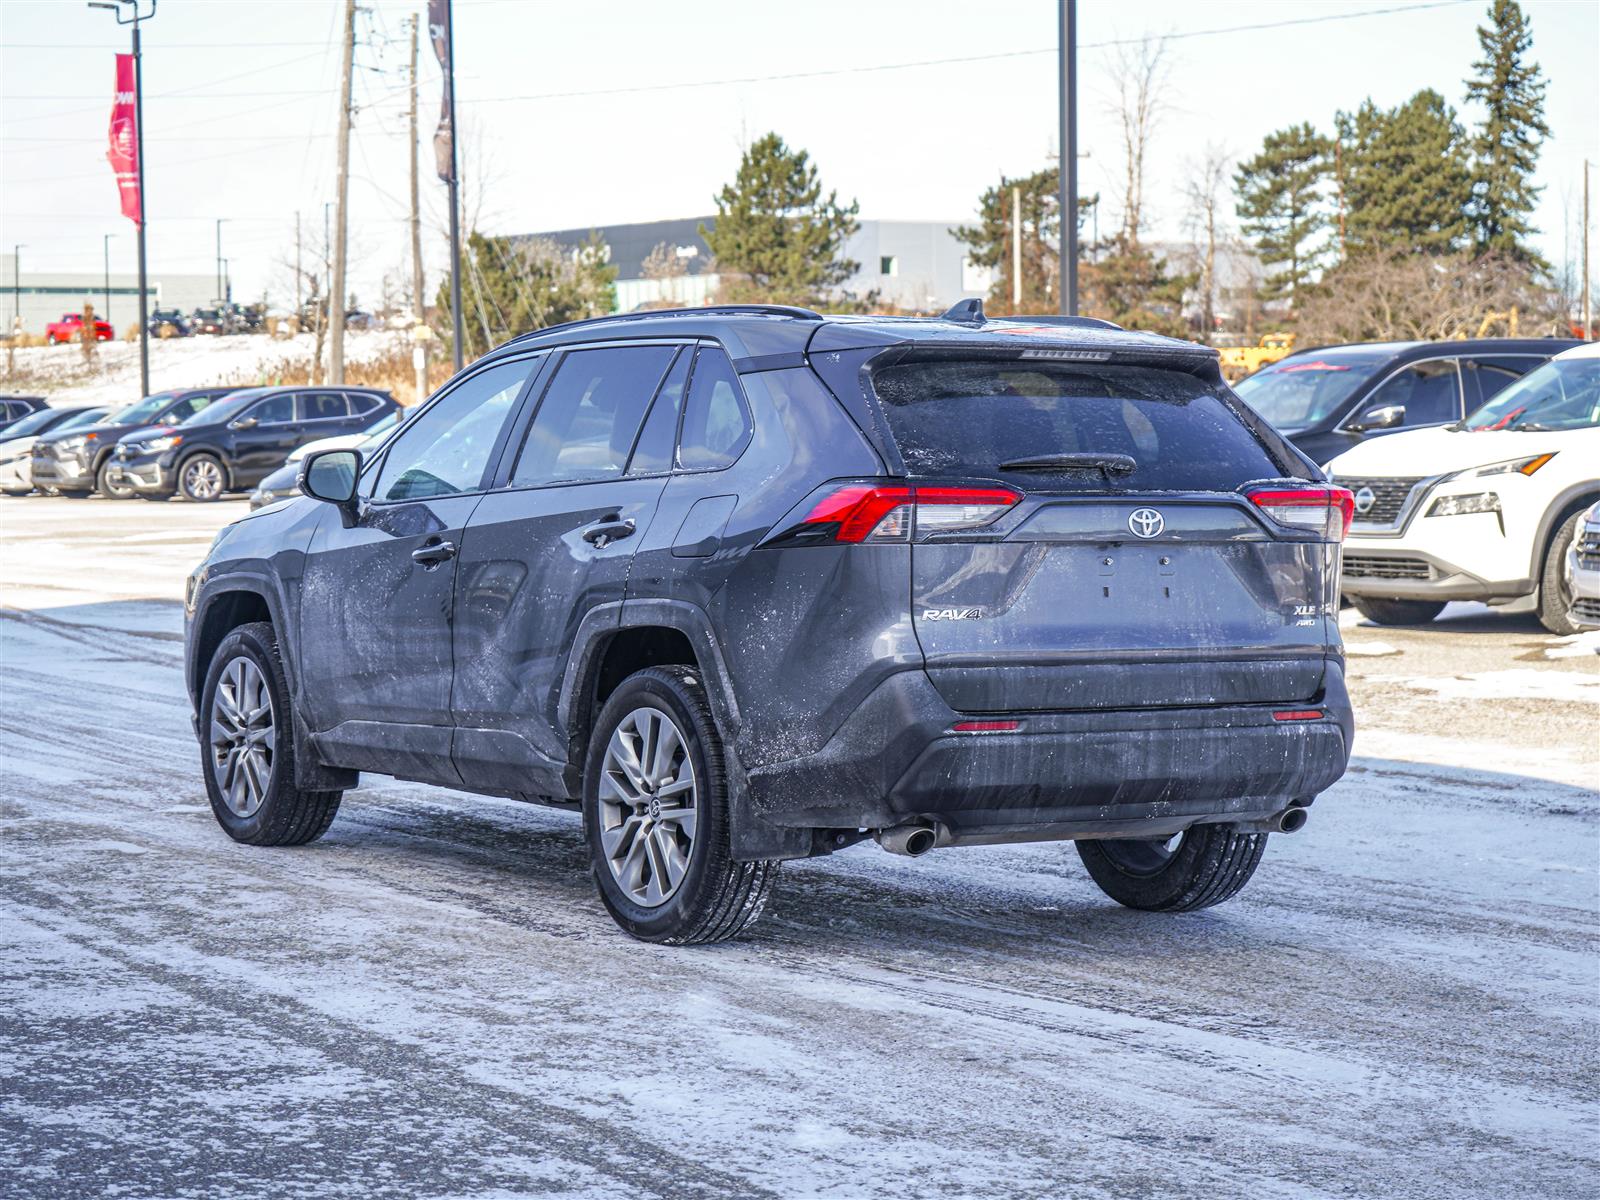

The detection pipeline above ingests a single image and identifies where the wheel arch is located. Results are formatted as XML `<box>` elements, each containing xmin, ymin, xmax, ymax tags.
<box><xmin>1529</xmin><ymin>483</ymin><xmax>1600</xmax><ymax>581</ymax></box>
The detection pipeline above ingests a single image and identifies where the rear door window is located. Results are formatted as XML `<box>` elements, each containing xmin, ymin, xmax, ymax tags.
<box><xmin>510</xmin><ymin>345</ymin><xmax>675</xmax><ymax>487</ymax></box>
<box><xmin>627</xmin><ymin>347</ymin><xmax>690</xmax><ymax>475</ymax></box>
<box><xmin>870</xmin><ymin>359</ymin><xmax>1283</xmax><ymax>492</ymax></box>
<box><xmin>1460</xmin><ymin>356</ymin><xmax>1543</xmax><ymax>410</ymax></box>
<box><xmin>677</xmin><ymin>346</ymin><xmax>752</xmax><ymax>470</ymax></box>
<box><xmin>298</xmin><ymin>392</ymin><xmax>350</xmax><ymax>421</ymax></box>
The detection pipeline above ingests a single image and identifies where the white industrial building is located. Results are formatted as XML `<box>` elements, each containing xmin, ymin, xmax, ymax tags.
<box><xmin>0</xmin><ymin>262</ymin><xmax>215</xmax><ymax>337</ymax></box>
<box><xmin>523</xmin><ymin>217</ymin><xmax>991</xmax><ymax>314</ymax></box>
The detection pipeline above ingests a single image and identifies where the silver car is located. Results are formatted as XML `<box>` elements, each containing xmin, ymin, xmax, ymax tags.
<box><xmin>1565</xmin><ymin>501</ymin><xmax>1600</xmax><ymax>630</ymax></box>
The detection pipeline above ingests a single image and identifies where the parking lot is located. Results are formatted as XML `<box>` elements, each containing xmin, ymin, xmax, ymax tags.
<box><xmin>2</xmin><ymin>494</ymin><xmax>1596</xmax><ymax>1199</ymax></box>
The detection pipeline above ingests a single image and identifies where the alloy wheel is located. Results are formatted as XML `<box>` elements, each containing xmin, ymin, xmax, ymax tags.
<box><xmin>184</xmin><ymin>458</ymin><xmax>223</xmax><ymax>500</ymax></box>
<box><xmin>597</xmin><ymin>706</ymin><xmax>698</xmax><ymax>908</ymax></box>
<box><xmin>1097</xmin><ymin>832</ymin><xmax>1185</xmax><ymax>877</ymax></box>
<box><xmin>209</xmin><ymin>655</ymin><xmax>275</xmax><ymax>818</ymax></box>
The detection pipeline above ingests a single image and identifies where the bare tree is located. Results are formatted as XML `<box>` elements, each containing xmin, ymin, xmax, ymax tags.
<box><xmin>641</xmin><ymin>241</ymin><xmax>688</xmax><ymax>281</ymax></box>
<box><xmin>1182</xmin><ymin>145</ymin><xmax>1231</xmax><ymax>340</ymax></box>
<box><xmin>1107</xmin><ymin>35</ymin><xmax>1169</xmax><ymax>248</ymax></box>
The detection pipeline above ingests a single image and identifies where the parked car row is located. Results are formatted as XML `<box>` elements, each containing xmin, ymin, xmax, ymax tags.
<box><xmin>5</xmin><ymin>386</ymin><xmax>398</xmax><ymax>502</ymax></box>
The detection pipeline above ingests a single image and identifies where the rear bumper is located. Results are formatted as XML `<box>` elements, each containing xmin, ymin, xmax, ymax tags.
<box><xmin>741</xmin><ymin>661</ymin><xmax>1353</xmax><ymax>842</ymax></box>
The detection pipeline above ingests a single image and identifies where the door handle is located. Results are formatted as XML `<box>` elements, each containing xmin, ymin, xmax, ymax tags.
<box><xmin>411</xmin><ymin>538</ymin><xmax>457</xmax><ymax>567</ymax></box>
<box><xmin>581</xmin><ymin>517</ymin><xmax>636</xmax><ymax>548</ymax></box>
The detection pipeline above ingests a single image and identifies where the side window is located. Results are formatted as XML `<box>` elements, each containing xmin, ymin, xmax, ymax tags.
<box><xmin>1461</xmin><ymin>356</ymin><xmax>1541</xmax><ymax>411</ymax></box>
<box><xmin>627</xmin><ymin>348</ymin><xmax>690</xmax><ymax>475</ymax></box>
<box><xmin>510</xmin><ymin>345</ymin><xmax>676</xmax><ymax>488</ymax></box>
<box><xmin>298</xmin><ymin>392</ymin><xmax>350</xmax><ymax>421</ymax></box>
<box><xmin>1361</xmin><ymin>360</ymin><xmax>1461</xmax><ymax>427</ymax></box>
<box><xmin>373</xmin><ymin>359</ymin><xmax>533</xmax><ymax>501</ymax></box>
<box><xmin>346</xmin><ymin>392</ymin><xmax>382</xmax><ymax>415</ymax></box>
<box><xmin>678</xmin><ymin>347</ymin><xmax>752</xmax><ymax>470</ymax></box>
<box><xmin>248</xmin><ymin>393</ymin><xmax>296</xmax><ymax>426</ymax></box>
<box><xmin>166</xmin><ymin>394</ymin><xmax>215</xmax><ymax>423</ymax></box>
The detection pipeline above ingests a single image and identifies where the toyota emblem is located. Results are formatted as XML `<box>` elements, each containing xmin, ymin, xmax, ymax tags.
<box><xmin>1353</xmin><ymin>486</ymin><xmax>1376</xmax><ymax>515</ymax></box>
<box><xmin>1128</xmin><ymin>508</ymin><xmax>1165</xmax><ymax>539</ymax></box>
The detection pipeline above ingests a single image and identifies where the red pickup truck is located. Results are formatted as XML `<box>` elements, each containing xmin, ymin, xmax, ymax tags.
<box><xmin>46</xmin><ymin>313</ymin><xmax>115</xmax><ymax>344</ymax></box>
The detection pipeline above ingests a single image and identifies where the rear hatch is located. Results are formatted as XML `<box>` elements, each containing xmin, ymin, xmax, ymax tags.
<box><xmin>869</xmin><ymin>353</ymin><xmax>1341</xmax><ymax>712</ymax></box>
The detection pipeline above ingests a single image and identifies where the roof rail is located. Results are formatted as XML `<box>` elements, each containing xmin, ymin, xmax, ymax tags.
<box><xmin>993</xmin><ymin>313</ymin><xmax>1123</xmax><ymax>331</ymax></box>
<box><xmin>503</xmin><ymin>303</ymin><xmax>824</xmax><ymax>347</ymax></box>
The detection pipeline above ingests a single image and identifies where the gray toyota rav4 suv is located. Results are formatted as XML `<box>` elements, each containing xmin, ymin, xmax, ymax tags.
<box><xmin>185</xmin><ymin>303</ymin><xmax>1355</xmax><ymax>943</ymax></box>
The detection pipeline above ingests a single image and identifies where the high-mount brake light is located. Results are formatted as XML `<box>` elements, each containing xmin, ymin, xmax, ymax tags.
<box><xmin>1244</xmin><ymin>485</ymin><xmax>1354</xmax><ymax>541</ymax></box>
<box><xmin>799</xmin><ymin>483</ymin><xmax>1020</xmax><ymax>544</ymax></box>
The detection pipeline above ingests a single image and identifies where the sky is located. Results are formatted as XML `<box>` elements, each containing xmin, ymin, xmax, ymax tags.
<box><xmin>2</xmin><ymin>0</ymin><xmax>1596</xmax><ymax>314</ymax></box>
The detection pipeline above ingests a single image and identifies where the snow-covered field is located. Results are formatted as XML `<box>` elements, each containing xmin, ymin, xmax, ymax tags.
<box><xmin>4</xmin><ymin>330</ymin><xmax>407</xmax><ymax>409</ymax></box>
<box><xmin>2</xmin><ymin>496</ymin><xmax>1597</xmax><ymax>1198</ymax></box>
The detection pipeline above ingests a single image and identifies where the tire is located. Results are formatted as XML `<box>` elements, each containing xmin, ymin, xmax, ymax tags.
<box><xmin>95</xmin><ymin>458</ymin><xmax>135</xmax><ymax>499</ymax></box>
<box><xmin>583</xmin><ymin>665</ymin><xmax>778</xmax><ymax>944</ymax></box>
<box><xmin>1077</xmin><ymin>824</ymin><xmax>1268</xmax><ymax>912</ymax></box>
<box><xmin>1349</xmin><ymin>596</ymin><xmax>1446</xmax><ymax>625</ymax></box>
<box><xmin>1536</xmin><ymin>508</ymin><xmax>1586</xmax><ymax>635</ymax></box>
<box><xmin>178</xmin><ymin>452</ymin><xmax>227</xmax><ymax>502</ymax></box>
<box><xmin>200</xmin><ymin>621</ymin><xmax>341</xmax><ymax>847</ymax></box>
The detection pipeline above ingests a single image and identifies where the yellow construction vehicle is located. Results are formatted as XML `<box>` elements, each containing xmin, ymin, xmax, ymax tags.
<box><xmin>1217</xmin><ymin>332</ymin><xmax>1295</xmax><ymax>381</ymax></box>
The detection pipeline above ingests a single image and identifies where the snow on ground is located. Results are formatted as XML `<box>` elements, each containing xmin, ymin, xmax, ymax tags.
<box><xmin>1343</xmin><ymin>639</ymin><xmax>1401</xmax><ymax>656</ymax></box>
<box><xmin>1381</xmin><ymin>667</ymin><xmax>1600</xmax><ymax>706</ymax></box>
<box><xmin>6</xmin><ymin>330</ymin><xmax>406</xmax><ymax>408</ymax></box>
<box><xmin>1546</xmin><ymin>630</ymin><xmax>1600</xmax><ymax>660</ymax></box>
<box><xmin>2</xmin><ymin>496</ymin><xmax>1597</xmax><ymax>1199</ymax></box>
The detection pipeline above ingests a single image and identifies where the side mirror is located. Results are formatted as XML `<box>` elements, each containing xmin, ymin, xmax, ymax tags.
<box><xmin>300</xmin><ymin>448</ymin><xmax>362</xmax><ymax>524</ymax></box>
<box><xmin>230</xmin><ymin>416</ymin><xmax>259</xmax><ymax>430</ymax></box>
<box><xmin>1346</xmin><ymin>403</ymin><xmax>1404</xmax><ymax>433</ymax></box>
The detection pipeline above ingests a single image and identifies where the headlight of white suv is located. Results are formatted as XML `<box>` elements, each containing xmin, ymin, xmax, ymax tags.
<box><xmin>1427</xmin><ymin>491</ymin><xmax>1500</xmax><ymax>517</ymax></box>
<box><xmin>1447</xmin><ymin>452</ymin><xmax>1557</xmax><ymax>480</ymax></box>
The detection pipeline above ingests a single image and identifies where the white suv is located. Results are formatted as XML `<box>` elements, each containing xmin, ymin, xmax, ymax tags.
<box><xmin>1328</xmin><ymin>341</ymin><xmax>1600</xmax><ymax>634</ymax></box>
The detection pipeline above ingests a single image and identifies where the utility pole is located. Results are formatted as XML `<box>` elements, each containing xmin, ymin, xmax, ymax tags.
<box><xmin>439</xmin><ymin>0</ymin><xmax>465</xmax><ymax>370</ymax></box>
<box><xmin>1011</xmin><ymin>186</ymin><xmax>1022</xmax><ymax>308</ymax></box>
<box><xmin>328</xmin><ymin>0</ymin><xmax>356</xmax><ymax>384</ymax></box>
<box><xmin>294</xmin><ymin>211</ymin><xmax>302</xmax><ymax>318</ymax></box>
<box><xmin>1584</xmin><ymin>160</ymin><xmax>1592</xmax><ymax>341</ymax></box>
<box><xmin>214</xmin><ymin>218</ymin><xmax>225</xmax><ymax>301</ymax></box>
<box><xmin>103</xmin><ymin>234</ymin><xmax>113</xmax><ymax>328</ymax></box>
<box><xmin>1058</xmin><ymin>0</ymin><xmax>1078</xmax><ymax>316</ymax></box>
<box><xmin>408</xmin><ymin>13</ymin><xmax>428</xmax><ymax>402</ymax></box>
<box><xmin>11</xmin><ymin>245</ymin><xmax>21</xmax><ymax>327</ymax></box>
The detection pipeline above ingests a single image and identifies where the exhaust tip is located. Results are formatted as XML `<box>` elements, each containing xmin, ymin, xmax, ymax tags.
<box><xmin>875</xmin><ymin>822</ymin><xmax>943</xmax><ymax>856</ymax></box>
<box><xmin>903</xmin><ymin>827</ymin><xmax>937</xmax><ymax>856</ymax></box>
<box><xmin>1277</xmin><ymin>807</ymin><xmax>1309</xmax><ymax>834</ymax></box>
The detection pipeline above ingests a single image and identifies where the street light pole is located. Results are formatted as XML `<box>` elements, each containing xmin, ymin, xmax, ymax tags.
<box><xmin>90</xmin><ymin>0</ymin><xmax>155</xmax><ymax>396</ymax></box>
<box><xmin>11</xmin><ymin>245</ymin><xmax>21</xmax><ymax>328</ymax></box>
<box><xmin>215</xmin><ymin>218</ymin><xmax>225</xmax><ymax>301</ymax></box>
<box><xmin>1058</xmin><ymin>0</ymin><xmax>1078</xmax><ymax>316</ymax></box>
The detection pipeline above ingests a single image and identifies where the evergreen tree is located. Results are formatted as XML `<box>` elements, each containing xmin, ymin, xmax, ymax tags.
<box><xmin>1233</xmin><ymin>123</ymin><xmax>1330</xmax><ymax>312</ymax></box>
<box><xmin>438</xmin><ymin>230</ymin><xmax>616</xmax><ymax>360</ymax></box>
<box><xmin>1339</xmin><ymin>90</ymin><xmax>1473</xmax><ymax>256</ymax></box>
<box><xmin>700</xmin><ymin>133</ymin><xmax>860</xmax><ymax>306</ymax></box>
<box><xmin>1464</xmin><ymin>0</ymin><xmax>1549</xmax><ymax>259</ymax></box>
<box><xmin>952</xmin><ymin>167</ymin><xmax>1096</xmax><ymax>311</ymax></box>
<box><xmin>1079</xmin><ymin>240</ymin><xmax>1194</xmax><ymax>338</ymax></box>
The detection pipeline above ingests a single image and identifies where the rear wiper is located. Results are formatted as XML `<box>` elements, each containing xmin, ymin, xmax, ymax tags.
<box><xmin>997</xmin><ymin>452</ymin><xmax>1137</xmax><ymax>474</ymax></box>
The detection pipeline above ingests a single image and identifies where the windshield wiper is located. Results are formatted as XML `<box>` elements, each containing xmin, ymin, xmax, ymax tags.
<box><xmin>998</xmin><ymin>452</ymin><xmax>1137</xmax><ymax>474</ymax></box>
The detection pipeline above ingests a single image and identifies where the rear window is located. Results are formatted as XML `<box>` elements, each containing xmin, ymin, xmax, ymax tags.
<box><xmin>871</xmin><ymin>359</ymin><xmax>1284</xmax><ymax>492</ymax></box>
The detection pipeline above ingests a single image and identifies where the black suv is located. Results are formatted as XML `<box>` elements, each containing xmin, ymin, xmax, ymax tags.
<box><xmin>1234</xmin><ymin>337</ymin><xmax>1578</xmax><ymax>464</ymax></box>
<box><xmin>0</xmin><ymin>395</ymin><xmax>49</xmax><ymax>435</ymax></box>
<box><xmin>33</xmin><ymin>388</ymin><xmax>238</xmax><ymax>497</ymax></box>
<box><xmin>113</xmin><ymin>385</ymin><xmax>397</xmax><ymax>502</ymax></box>
<box><xmin>185</xmin><ymin>304</ymin><xmax>1354</xmax><ymax>943</ymax></box>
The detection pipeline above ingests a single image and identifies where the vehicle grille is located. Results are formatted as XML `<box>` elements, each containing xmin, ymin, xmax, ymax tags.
<box><xmin>1335</xmin><ymin>476</ymin><xmax>1425</xmax><ymax>527</ymax></box>
<box><xmin>1571</xmin><ymin>597</ymin><xmax>1600</xmax><ymax>622</ymax></box>
<box><xmin>1577</xmin><ymin>531</ymin><xmax>1600</xmax><ymax>570</ymax></box>
<box><xmin>1343</xmin><ymin>555</ymin><xmax>1431</xmax><ymax>580</ymax></box>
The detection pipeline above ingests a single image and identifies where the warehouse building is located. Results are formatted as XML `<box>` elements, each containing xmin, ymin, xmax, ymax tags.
<box><xmin>0</xmin><ymin>263</ymin><xmax>215</xmax><ymax>337</ymax></box>
<box><xmin>522</xmin><ymin>217</ymin><xmax>990</xmax><ymax>314</ymax></box>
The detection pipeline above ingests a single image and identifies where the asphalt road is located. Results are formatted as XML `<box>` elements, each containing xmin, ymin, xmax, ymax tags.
<box><xmin>2</xmin><ymin>495</ymin><xmax>1596</xmax><ymax>1199</ymax></box>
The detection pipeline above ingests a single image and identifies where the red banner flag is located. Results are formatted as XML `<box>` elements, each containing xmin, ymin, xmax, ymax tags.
<box><xmin>106</xmin><ymin>53</ymin><xmax>141</xmax><ymax>224</ymax></box>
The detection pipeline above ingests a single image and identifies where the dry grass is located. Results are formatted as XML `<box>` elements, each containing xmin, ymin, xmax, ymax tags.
<box><xmin>220</xmin><ymin>340</ymin><xmax>456</xmax><ymax>406</ymax></box>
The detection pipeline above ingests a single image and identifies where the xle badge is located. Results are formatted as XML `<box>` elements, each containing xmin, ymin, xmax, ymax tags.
<box><xmin>922</xmin><ymin>607</ymin><xmax>983</xmax><ymax>621</ymax></box>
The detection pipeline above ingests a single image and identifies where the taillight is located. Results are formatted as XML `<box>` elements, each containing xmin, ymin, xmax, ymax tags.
<box><xmin>793</xmin><ymin>483</ymin><xmax>1020</xmax><ymax>544</ymax></box>
<box><xmin>1244</xmin><ymin>484</ymin><xmax>1354</xmax><ymax>541</ymax></box>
